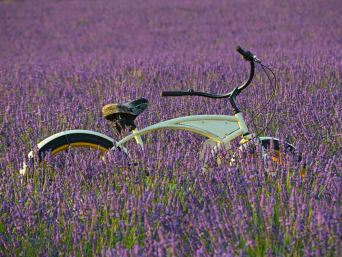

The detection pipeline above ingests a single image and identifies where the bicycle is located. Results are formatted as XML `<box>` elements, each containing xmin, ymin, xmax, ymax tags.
<box><xmin>20</xmin><ymin>46</ymin><xmax>303</xmax><ymax>175</ymax></box>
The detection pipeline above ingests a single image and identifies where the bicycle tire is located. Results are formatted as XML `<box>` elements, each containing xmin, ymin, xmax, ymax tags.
<box><xmin>20</xmin><ymin>130</ymin><xmax>115</xmax><ymax>175</ymax></box>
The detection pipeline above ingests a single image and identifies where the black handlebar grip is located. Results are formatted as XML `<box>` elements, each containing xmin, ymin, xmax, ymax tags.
<box><xmin>236</xmin><ymin>45</ymin><xmax>254</xmax><ymax>61</ymax></box>
<box><xmin>236</xmin><ymin>45</ymin><xmax>247</xmax><ymax>56</ymax></box>
<box><xmin>161</xmin><ymin>91</ymin><xmax>189</xmax><ymax>96</ymax></box>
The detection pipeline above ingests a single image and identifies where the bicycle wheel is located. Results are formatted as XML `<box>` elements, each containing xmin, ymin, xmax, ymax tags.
<box><xmin>201</xmin><ymin>136</ymin><xmax>304</xmax><ymax>173</ymax></box>
<box><xmin>20</xmin><ymin>130</ymin><xmax>117</xmax><ymax>175</ymax></box>
<box><xmin>259</xmin><ymin>137</ymin><xmax>295</xmax><ymax>161</ymax></box>
<box><xmin>238</xmin><ymin>137</ymin><xmax>298</xmax><ymax>161</ymax></box>
<box><xmin>259</xmin><ymin>137</ymin><xmax>306</xmax><ymax>175</ymax></box>
<box><xmin>260</xmin><ymin>137</ymin><xmax>305</xmax><ymax>163</ymax></box>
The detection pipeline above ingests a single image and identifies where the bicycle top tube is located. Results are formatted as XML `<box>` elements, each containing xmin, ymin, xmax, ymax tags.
<box><xmin>161</xmin><ymin>46</ymin><xmax>258</xmax><ymax>99</ymax></box>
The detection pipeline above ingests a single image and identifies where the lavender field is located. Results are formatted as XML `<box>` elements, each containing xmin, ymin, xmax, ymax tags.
<box><xmin>1</xmin><ymin>0</ymin><xmax>341</xmax><ymax>256</ymax></box>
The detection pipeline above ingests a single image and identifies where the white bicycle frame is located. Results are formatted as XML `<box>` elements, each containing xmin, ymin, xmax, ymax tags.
<box><xmin>112</xmin><ymin>112</ymin><xmax>253</xmax><ymax>159</ymax></box>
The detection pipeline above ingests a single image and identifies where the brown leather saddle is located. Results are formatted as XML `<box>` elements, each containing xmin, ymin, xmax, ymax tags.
<box><xmin>102</xmin><ymin>98</ymin><xmax>149</xmax><ymax>134</ymax></box>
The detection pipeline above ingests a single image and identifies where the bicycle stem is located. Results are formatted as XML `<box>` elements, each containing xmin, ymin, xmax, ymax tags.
<box><xmin>229</xmin><ymin>87</ymin><xmax>241</xmax><ymax>114</ymax></box>
<box><xmin>229</xmin><ymin>60</ymin><xmax>255</xmax><ymax>114</ymax></box>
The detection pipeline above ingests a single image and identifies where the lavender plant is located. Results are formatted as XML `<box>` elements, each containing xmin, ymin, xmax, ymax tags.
<box><xmin>0</xmin><ymin>0</ymin><xmax>341</xmax><ymax>256</ymax></box>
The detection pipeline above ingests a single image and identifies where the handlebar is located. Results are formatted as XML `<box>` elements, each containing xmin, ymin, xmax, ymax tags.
<box><xmin>161</xmin><ymin>90</ymin><xmax>231</xmax><ymax>98</ymax></box>
<box><xmin>161</xmin><ymin>91</ymin><xmax>193</xmax><ymax>97</ymax></box>
<box><xmin>161</xmin><ymin>46</ymin><xmax>258</xmax><ymax>99</ymax></box>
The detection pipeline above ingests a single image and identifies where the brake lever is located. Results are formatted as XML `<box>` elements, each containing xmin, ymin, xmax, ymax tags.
<box><xmin>253</xmin><ymin>56</ymin><xmax>261</xmax><ymax>63</ymax></box>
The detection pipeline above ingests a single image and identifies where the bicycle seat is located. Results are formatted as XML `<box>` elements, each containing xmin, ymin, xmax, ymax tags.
<box><xmin>102</xmin><ymin>98</ymin><xmax>149</xmax><ymax>133</ymax></box>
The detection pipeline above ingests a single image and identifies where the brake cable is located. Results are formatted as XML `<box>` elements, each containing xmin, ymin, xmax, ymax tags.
<box><xmin>247</xmin><ymin>61</ymin><xmax>277</xmax><ymax>138</ymax></box>
<box><xmin>258</xmin><ymin>62</ymin><xmax>278</xmax><ymax>136</ymax></box>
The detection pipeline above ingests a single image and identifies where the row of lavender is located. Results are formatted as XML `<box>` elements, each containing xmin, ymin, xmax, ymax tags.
<box><xmin>1</xmin><ymin>0</ymin><xmax>341</xmax><ymax>256</ymax></box>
